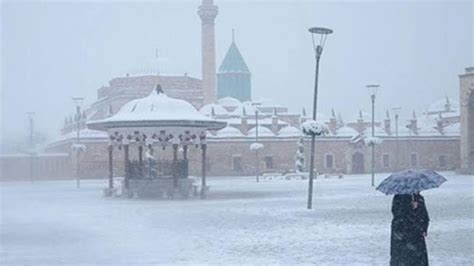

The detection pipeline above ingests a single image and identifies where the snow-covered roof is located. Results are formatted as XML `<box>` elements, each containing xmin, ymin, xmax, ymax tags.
<box><xmin>363</xmin><ymin>126</ymin><xmax>388</xmax><ymax>137</ymax></box>
<box><xmin>335</xmin><ymin>126</ymin><xmax>359</xmax><ymax>137</ymax></box>
<box><xmin>221</xmin><ymin>118</ymin><xmax>288</xmax><ymax>126</ymax></box>
<box><xmin>443</xmin><ymin>122</ymin><xmax>460</xmax><ymax>136</ymax></box>
<box><xmin>214</xmin><ymin>126</ymin><xmax>244</xmax><ymax>138</ymax></box>
<box><xmin>199</xmin><ymin>104</ymin><xmax>229</xmax><ymax>116</ymax></box>
<box><xmin>278</xmin><ymin>126</ymin><xmax>301</xmax><ymax>137</ymax></box>
<box><xmin>247</xmin><ymin>126</ymin><xmax>274</xmax><ymax>137</ymax></box>
<box><xmin>426</xmin><ymin>97</ymin><xmax>459</xmax><ymax>114</ymax></box>
<box><xmin>87</xmin><ymin>87</ymin><xmax>226</xmax><ymax>131</ymax></box>
<box><xmin>352</xmin><ymin>111</ymin><xmax>375</xmax><ymax>122</ymax></box>
<box><xmin>417</xmin><ymin>125</ymin><xmax>441</xmax><ymax>136</ymax></box>
<box><xmin>301</xmin><ymin>112</ymin><xmax>330</xmax><ymax>122</ymax></box>
<box><xmin>52</xmin><ymin>129</ymin><xmax>108</xmax><ymax>143</ymax></box>
<box><xmin>217</xmin><ymin>97</ymin><xmax>241</xmax><ymax>107</ymax></box>
<box><xmin>231</xmin><ymin>104</ymin><xmax>257</xmax><ymax>117</ymax></box>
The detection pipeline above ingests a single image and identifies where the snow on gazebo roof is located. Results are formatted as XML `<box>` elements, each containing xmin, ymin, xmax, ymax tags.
<box><xmin>247</xmin><ymin>126</ymin><xmax>274</xmax><ymax>137</ymax></box>
<box><xmin>199</xmin><ymin>104</ymin><xmax>229</xmax><ymax>116</ymax></box>
<box><xmin>278</xmin><ymin>126</ymin><xmax>301</xmax><ymax>137</ymax></box>
<box><xmin>215</xmin><ymin>126</ymin><xmax>244</xmax><ymax>138</ymax></box>
<box><xmin>87</xmin><ymin>85</ymin><xmax>227</xmax><ymax>132</ymax></box>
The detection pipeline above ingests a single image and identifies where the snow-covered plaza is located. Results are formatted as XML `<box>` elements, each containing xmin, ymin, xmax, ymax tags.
<box><xmin>1</xmin><ymin>173</ymin><xmax>473</xmax><ymax>265</ymax></box>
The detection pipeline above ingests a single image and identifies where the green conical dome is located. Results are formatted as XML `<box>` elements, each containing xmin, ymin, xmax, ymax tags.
<box><xmin>218</xmin><ymin>42</ymin><xmax>250</xmax><ymax>73</ymax></box>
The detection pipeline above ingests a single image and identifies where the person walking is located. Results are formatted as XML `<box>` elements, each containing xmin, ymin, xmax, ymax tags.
<box><xmin>390</xmin><ymin>192</ymin><xmax>429</xmax><ymax>266</ymax></box>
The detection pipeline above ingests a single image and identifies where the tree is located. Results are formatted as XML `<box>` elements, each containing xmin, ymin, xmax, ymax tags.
<box><xmin>295</xmin><ymin>137</ymin><xmax>305</xmax><ymax>173</ymax></box>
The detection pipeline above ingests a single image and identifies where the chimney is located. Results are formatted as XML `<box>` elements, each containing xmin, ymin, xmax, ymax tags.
<box><xmin>357</xmin><ymin>110</ymin><xmax>365</xmax><ymax>133</ymax></box>
<box><xmin>271</xmin><ymin>108</ymin><xmax>278</xmax><ymax>134</ymax></box>
<box><xmin>408</xmin><ymin>110</ymin><xmax>418</xmax><ymax>135</ymax></box>
<box><xmin>436</xmin><ymin>113</ymin><xmax>444</xmax><ymax>135</ymax></box>
<box><xmin>384</xmin><ymin>109</ymin><xmax>391</xmax><ymax>135</ymax></box>
<box><xmin>240</xmin><ymin>107</ymin><xmax>248</xmax><ymax>134</ymax></box>
<box><xmin>329</xmin><ymin>108</ymin><xmax>337</xmax><ymax>134</ymax></box>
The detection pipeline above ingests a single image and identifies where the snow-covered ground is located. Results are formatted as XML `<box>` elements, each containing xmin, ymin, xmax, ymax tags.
<box><xmin>1</xmin><ymin>173</ymin><xmax>473</xmax><ymax>265</ymax></box>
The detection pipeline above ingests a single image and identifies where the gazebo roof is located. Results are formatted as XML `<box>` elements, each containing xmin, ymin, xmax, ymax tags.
<box><xmin>87</xmin><ymin>85</ymin><xmax>227</xmax><ymax>132</ymax></box>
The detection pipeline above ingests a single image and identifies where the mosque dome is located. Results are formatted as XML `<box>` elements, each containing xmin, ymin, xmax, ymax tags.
<box><xmin>247</xmin><ymin>126</ymin><xmax>274</xmax><ymax>137</ymax></box>
<box><xmin>426</xmin><ymin>97</ymin><xmax>459</xmax><ymax>115</ymax></box>
<box><xmin>335</xmin><ymin>126</ymin><xmax>359</xmax><ymax>137</ymax></box>
<box><xmin>217</xmin><ymin>97</ymin><xmax>241</xmax><ymax>107</ymax></box>
<box><xmin>363</xmin><ymin>126</ymin><xmax>387</xmax><ymax>137</ymax></box>
<box><xmin>278</xmin><ymin>126</ymin><xmax>301</xmax><ymax>137</ymax></box>
<box><xmin>199</xmin><ymin>104</ymin><xmax>229</xmax><ymax>116</ymax></box>
<box><xmin>215</xmin><ymin>126</ymin><xmax>244</xmax><ymax>138</ymax></box>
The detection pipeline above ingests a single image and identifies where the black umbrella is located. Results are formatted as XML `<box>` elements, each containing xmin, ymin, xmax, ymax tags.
<box><xmin>376</xmin><ymin>169</ymin><xmax>447</xmax><ymax>195</ymax></box>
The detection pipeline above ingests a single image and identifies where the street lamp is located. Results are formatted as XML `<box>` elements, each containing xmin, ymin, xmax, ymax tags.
<box><xmin>72</xmin><ymin>97</ymin><xmax>84</xmax><ymax>188</ymax></box>
<box><xmin>366</xmin><ymin>84</ymin><xmax>380</xmax><ymax>187</ymax></box>
<box><xmin>307</xmin><ymin>26</ymin><xmax>333</xmax><ymax>209</ymax></box>
<box><xmin>392</xmin><ymin>107</ymin><xmax>401</xmax><ymax>171</ymax></box>
<box><xmin>251</xmin><ymin>103</ymin><xmax>261</xmax><ymax>183</ymax></box>
<box><xmin>26</xmin><ymin>112</ymin><xmax>35</xmax><ymax>182</ymax></box>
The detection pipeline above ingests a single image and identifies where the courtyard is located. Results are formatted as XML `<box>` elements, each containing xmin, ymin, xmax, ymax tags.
<box><xmin>0</xmin><ymin>173</ymin><xmax>473</xmax><ymax>265</ymax></box>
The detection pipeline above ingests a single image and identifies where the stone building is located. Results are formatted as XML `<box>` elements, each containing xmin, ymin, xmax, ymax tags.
<box><xmin>459</xmin><ymin>67</ymin><xmax>474</xmax><ymax>174</ymax></box>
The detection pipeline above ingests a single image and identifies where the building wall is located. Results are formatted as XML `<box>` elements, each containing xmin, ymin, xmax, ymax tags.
<box><xmin>0</xmin><ymin>154</ymin><xmax>71</xmax><ymax>181</ymax></box>
<box><xmin>459</xmin><ymin>67</ymin><xmax>474</xmax><ymax>174</ymax></box>
<box><xmin>34</xmin><ymin>135</ymin><xmax>460</xmax><ymax>182</ymax></box>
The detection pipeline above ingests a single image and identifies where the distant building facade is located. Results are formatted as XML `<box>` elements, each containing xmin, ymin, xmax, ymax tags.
<box><xmin>0</xmin><ymin>0</ymin><xmax>465</xmax><ymax>180</ymax></box>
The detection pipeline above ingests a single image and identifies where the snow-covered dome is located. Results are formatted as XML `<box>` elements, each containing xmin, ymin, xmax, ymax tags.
<box><xmin>335</xmin><ymin>126</ymin><xmax>359</xmax><ymax>137</ymax></box>
<box><xmin>217</xmin><ymin>97</ymin><xmax>241</xmax><ymax>107</ymax></box>
<box><xmin>363</xmin><ymin>126</ymin><xmax>387</xmax><ymax>137</ymax></box>
<box><xmin>199</xmin><ymin>104</ymin><xmax>229</xmax><ymax>116</ymax></box>
<box><xmin>247</xmin><ymin>126</ymin><xmax>274</xmax><ymax>137</ymax></box>
<box><xmin>215</xmin><ymin>126</ymin><xmax>244</xmax><ymax>138</ymax></box>
<box><xmin>278</xmin><ymin>126</ymin><xmax>301</xmax><ymax>137</ymax></box>
<box><xmin>231</xmin><ymin>104</ymin><xmax>257</xmax><ymax>117</ymax></box>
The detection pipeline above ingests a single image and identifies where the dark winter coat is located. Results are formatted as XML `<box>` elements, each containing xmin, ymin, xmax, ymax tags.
<box><xmin>390</xmin><ymin>194</ymin><xmax>430</xmax><ymax>266</ymax></box>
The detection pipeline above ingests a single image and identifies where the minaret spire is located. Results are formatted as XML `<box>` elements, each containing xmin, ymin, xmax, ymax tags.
<box><xmin>198</xmin><ymin>0</ymin><xmax>218</xmax><ymax>105</ymax></box>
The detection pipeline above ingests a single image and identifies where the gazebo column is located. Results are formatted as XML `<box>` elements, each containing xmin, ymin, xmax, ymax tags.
<box><xmin>172</xmin><ymin>143</ymin><xmax>178</xmax><ymax>188</ymax></box>
<box><xmin>200</xmin><ymin>143</ymin><xmax>207</xmax><ymax>199</ymax></box>
<box><xmin>183</xmin><ymin>145</ymin><xmax>188</xmax><ymax>160</ymax></box>
<box><xmin>138</xmin><ymin>145</ymin><xmax>143</xmax><ymax>165</ymax></box>
<box><xmin>108</xmin><ymin>145</ymin><xmax>114</xmax><ymax>190</ymax></box>
<box><xmin>138</xmin><ymin>145</ymin><xmax>144</xmax><ymax>178</ymax></box>
<box><xmin>124</xmin><ymin>143</ymin><xmax>130</xmax><ymax>189</ymax></box>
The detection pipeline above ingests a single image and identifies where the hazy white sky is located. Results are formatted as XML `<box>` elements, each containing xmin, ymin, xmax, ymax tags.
<box><xmin>1</xmin><ymin>0</ymin><xmax>473</xmax><ymax>144</ymax></box>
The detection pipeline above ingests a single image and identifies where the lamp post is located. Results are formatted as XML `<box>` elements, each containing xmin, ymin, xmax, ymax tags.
<box><xmin>27</xmin><ymin>112</ymin><xmax>35</xmax><ymax>182</ymax></box>
<box><xmin>307</xmin><ymin>27</ymin><xmax>333</xmax><ymax>209</ymax></box>
<box><xmin>366</xmin><ymin>84</ymin><xmax>380</xmax><ymax>187</ymax></box>
<box><xmin>252</xmin><ymin>103</ymin><xmax>260</xmax><ymax>183</ymax></box>
<box><xmin>392</xmin><ymin>107</ymin><xmax>401</xmax><ymax>171</ymax></box>
<box><xmin>72</xmin><ymin>97</ymin><xmax>84</xmax><ymax>188</ymax></box>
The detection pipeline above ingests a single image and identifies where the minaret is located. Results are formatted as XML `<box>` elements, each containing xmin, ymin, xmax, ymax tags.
<box><xmin>198</xmin><ymin>0</ymin><xmax>218</xmax><ymax>105</ymax></box>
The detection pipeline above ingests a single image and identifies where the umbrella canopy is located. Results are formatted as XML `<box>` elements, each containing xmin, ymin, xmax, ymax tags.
<box><xmin>376</xmin><ymin>169</ymin><xmax>447</xmax><ymax>195</ymax></box>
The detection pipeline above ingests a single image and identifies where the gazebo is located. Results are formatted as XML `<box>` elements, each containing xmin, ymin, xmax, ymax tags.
<box><xmin>87</xmin><ymin>85</ymin><xmax>227</xmax><ymax>198</ymax></box>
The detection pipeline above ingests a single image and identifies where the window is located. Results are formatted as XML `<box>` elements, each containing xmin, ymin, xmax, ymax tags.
<box><xmin>325</xmin><ymin>154</ymin><xmax>334</xmax><ymax>169</ymax></box>
<box><xmin>439</xmin><ymin>155</ymin><xmax>447</xmax><ymax>168</ymax></box>
<box><xmin>264</xmin><ymin>156</ymin><xmax>274</xmax><ymax>169</ymax></box>
<box><xmin>382</xmin><ymin>154</ymin><xmax>390</xmax><ymax>168</ymax></box>
<box><xmin>410</xmin><ymin>153</ymin><xmax>418</xmax><ymax>167</ymax></box>
<box><xmin>232</xmin><ymin>155</ymin><xmax>242</xmax><ymax>171</ymax></box>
